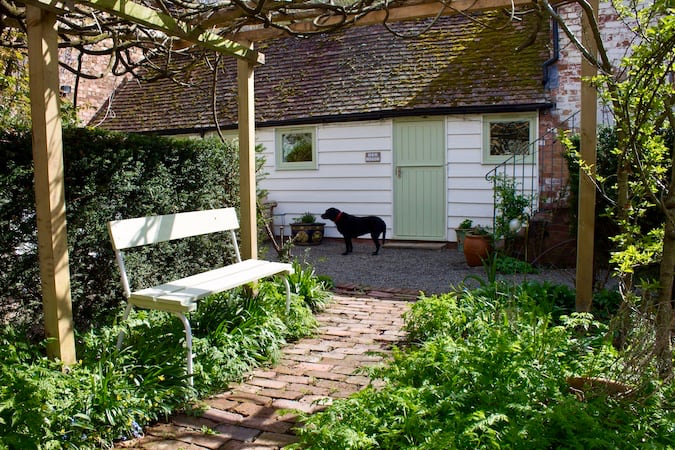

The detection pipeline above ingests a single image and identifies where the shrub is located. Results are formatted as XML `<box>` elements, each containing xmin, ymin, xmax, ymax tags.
<box><xmin>1</xmin><ymin>128</ymin><xmax>242</xmax><ymax>338</ymax></box>
<box><xmin>490</xmin><ymin>174</ymin><xmax>532</xmax><ymax>241</ymax></box>
<box><xmin>1</xmin><ymin>127</ymin><xmax>329</xmax><ymax>448</ymax></box>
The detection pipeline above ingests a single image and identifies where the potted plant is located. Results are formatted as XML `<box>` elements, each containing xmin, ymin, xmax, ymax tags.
<box><xmin>463</xmin><ymin>225</ymin><xmax>492</xmax><ymax>267</ymax></box>
<box><xmin>455</xmin><ymin>218</ymin><xmax>474</xmax><ymax>252</ymax></box>
<box><xmin>290</xmin><ymin>212</ymin><xmax>325</xmax><ymax>246</ymax></box>
<box><xmin>491</xmin><ymin>174</ymin><xmax>532</xmax><ymax>256</ymax></box>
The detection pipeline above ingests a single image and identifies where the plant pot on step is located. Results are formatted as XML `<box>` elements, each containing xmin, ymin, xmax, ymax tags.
<box><xmin>455</xmin><ymin>219</ymin><xmax>475</xmax><ymax>252</ymax></box>
<box><xmin>455</xmin><ymin>227</ymin><xmax>474</xmax><ymax>252</ymax></box>
<box><xmin>290</xmin><ymin>222</ymin><xmax>325</xmax><ymax>245</ymax></box>
<box><xmin>463</xmin><ymin>233</ymin><xmax>492</xmax><ymax>267</ymax></box>
<box><xmin>291</xmin><ymin>212</ymin><xmax>325</xmax><ymax>246</ymax></box>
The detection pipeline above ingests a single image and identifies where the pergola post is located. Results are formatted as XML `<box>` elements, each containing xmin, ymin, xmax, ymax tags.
<box><xmin>26</xmin><ymin>5</ymin><xmax>76</xmax><ymax>364</ymax></box>
<box><xmin>575</xmin><ymin>0</ymin><xmax>598</xmax><ymax>311</ymax></box>
<box><xmin>237</xmin><ymin>46</ymin><xmax>258</xmax><ymax>260</ymax></box>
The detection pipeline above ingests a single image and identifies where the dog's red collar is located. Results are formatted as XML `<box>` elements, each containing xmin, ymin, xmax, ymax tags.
<box><xmin>335</xmin><ymin>211</ymin><xmax>343</xmax><ymax>222</ymax></box>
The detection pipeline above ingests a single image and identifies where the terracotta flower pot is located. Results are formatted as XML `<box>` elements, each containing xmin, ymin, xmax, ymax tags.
<box><xmin>463</xmin><ymin>234</ymin><xmax>491</xmax><ymax>267</ymax></box>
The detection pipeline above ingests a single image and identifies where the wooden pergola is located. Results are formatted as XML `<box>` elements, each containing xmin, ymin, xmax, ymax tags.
<box><xmin>18</xmin><ymin>0</ymin><xmax>597</xmax><ymax>365</ymax></box>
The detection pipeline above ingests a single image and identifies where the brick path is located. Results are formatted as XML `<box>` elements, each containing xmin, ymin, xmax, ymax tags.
<box><xmin>118</xmin><ymin>289</ymin><xmax>415</xmax><ymax>449</ymax></box>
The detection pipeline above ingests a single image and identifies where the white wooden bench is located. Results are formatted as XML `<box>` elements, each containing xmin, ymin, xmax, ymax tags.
<box><xmin>108</xmin><ymin>207</ymin><xmax>294</xmax><ymax>385</ymax></box>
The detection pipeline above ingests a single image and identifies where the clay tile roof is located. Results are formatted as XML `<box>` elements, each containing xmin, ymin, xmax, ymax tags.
<box><xmin>91</xmin><ymin>10</ymin><xmax>552</xmax><ymax>133</ymax></box>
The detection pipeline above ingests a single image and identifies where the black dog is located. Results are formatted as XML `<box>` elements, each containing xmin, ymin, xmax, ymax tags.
<box><xmin>321</xmin><ymin>207</ymin><xmax>386</xmax><ymax>255</ymax></box>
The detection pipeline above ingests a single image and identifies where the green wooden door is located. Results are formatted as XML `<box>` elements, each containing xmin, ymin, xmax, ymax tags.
<box><xmin>393</xmin><ymin>119</ymin><xmax>446</xmax><ymax>240</ymax></box>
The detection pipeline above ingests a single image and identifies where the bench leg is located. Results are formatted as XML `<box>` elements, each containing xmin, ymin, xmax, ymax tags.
<box><xmin>116</xmin><ymin>303</ymin><xmax>134</xmax><ymax>350</ymax></box>
<box><xmin>175</xmin><ymin>312</ymin><xmax>194</xmax><ymax>387</ymax></box>
<box><xmin>116</xmin><ymin>304</ymin><xmax>194</xmax><ymax>387</ymax></box>
<box><xmin>283</xmin><ymin>276</ymin><xmax>292</xmax><ymax>315</ymax></box>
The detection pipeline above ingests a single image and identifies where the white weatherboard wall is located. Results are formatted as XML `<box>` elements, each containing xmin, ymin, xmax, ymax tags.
<box><xmin>446</xmin><ymin>115</ymin><xmax>494</xmax><ymax>237</ymax></box>
<box><xmin>445</xmin><ymin>115</ymin><xmax>537</xmax><ymax>241</ymax></box>
<box><xmin>258</xmin><ymin>120</ymin><xmax>393</xmax><ymax>240</ymax></box>
<box><xmin>258</xmin><ymin>115</ymin><xmax>537</xmax><ymax>242</ymax></box>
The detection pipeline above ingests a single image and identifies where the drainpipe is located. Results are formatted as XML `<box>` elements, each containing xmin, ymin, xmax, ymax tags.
<box><xmin>542</xmin><ymin>10</ymin><xmax>560</xmax><ymax>89</ymax></box>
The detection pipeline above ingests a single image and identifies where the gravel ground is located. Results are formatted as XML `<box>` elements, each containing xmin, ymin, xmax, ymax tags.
<box><xmin>263</xmin><ymin>238</ymin><xmax>576</xmax><ymax>295</ymax></box>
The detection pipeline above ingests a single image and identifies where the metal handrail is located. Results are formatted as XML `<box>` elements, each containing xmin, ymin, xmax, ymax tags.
<box><xmin>484</xmin><ymin>111</ymin><xmax>581</xmax><ymax>242</ymax></box>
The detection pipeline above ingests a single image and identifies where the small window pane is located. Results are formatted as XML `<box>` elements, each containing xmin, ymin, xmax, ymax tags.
<box><xmin>489</xmin><ymin>120</ymin><xmax>530</xmax><ymax>156</ymax></box>
<box><xmin>281</xmin><ymin>132</ymin><xmax>313</xmax><ymax>163</ymax></box>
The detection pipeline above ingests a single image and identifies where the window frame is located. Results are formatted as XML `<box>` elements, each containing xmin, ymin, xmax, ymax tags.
<box><xmin>482</xmin><ymin>112</ymin><xmax>537</xmax><ymax>164</ymax></box>
<box><xmin>275</xmin><ymin>127</ymin><xmax>318</xmax><ymax>170</ymax></box>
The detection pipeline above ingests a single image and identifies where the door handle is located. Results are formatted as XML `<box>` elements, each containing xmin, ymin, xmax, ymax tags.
<box><xmin>397</xmin><ymin>167</ymin><xmax>402</xmax><ymax>178</ymax></box>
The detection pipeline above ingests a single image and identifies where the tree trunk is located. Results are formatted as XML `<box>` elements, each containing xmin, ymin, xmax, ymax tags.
<box><xmin>656</xmin><ymin>217</ymin><xmax>674</xmax><ymax>378</ymax></box>
<box><xmin>654</xmin><ymin>137</ymin><xmax>675</xmax><ymax>379</ymax></box>
<box><xmin>615</xmin><ymin>127</ymin><xmax>633</xmax><ymax>291</ymax></box>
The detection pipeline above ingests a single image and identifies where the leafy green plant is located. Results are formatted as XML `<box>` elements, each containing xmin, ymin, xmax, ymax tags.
<box><xmin>463</xmin><ymin>249</ymin><xmax>536</xmax><ymax>287</ymax></box>
<box><xmin>295</xmin><ymin>212</ymin><xmax>317</xmax><ymax>224</ymax></box>
<box><xmin>495</xmin><ymin>254</ymin><xmax>538</xmax><ymax>274</ymax></box>
<box><xmin>286</xmin><ymin>259</ymin><xmax>331</xmax><ymax>313</ymax></box>
<box><xmin>293</xmin><ymin>286</ymin><xmax>674</xmax><ymax>449</ymax></box>
<box><xmin>468</xmin><ymin>224</ymin><xmax>491</xmax><ymax>236</ymax></box>
<box><xmin>0</xmin><ymin>272</ymin><xmax>321</xmax><ymax>449</ymax></box>
<box><xmin>0</xmin><ymin>322</ymin><xmax>186</xmax><ymax>448</ymax></box>
<box><xmin>463</xmin><ymin>250</ymin><xmax>499</xmax><ymax>286</ymax></box>
<box><xmin>490</xmin><ymin>174</ymin><xmax>533</xmax><ymax>240</ymax></box>
<box><xmin>458</xmin><ymin>219</ymin><xmax>473</xmax><ymax>229</ymax></box>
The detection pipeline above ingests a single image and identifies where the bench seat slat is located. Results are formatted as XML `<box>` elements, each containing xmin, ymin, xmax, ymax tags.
<box><xmin>129</xmin><ymin>260</ymin><xmax>293</xmax><ymax>313</ymax></box>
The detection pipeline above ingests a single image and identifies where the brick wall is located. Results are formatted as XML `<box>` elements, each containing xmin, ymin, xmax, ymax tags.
<box><xmin>551</xmin><ymin>2</ymin><xmax>633</xmax><ymax>126</ymax></box>
<box><xmin>538</xmin><ymin>2</ymin><xmax>634</xmax><ymax>211</ymax></box>
<box><xmin>58</xmin><ymin>46</ymin><xmax>133</xmax><ymax>125</ymax></box>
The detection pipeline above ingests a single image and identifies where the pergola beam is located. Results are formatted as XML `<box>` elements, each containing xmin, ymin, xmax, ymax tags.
<box><xmin>21</xmin><ymin>0</ymin><xmax>265</xmax><ymax>65</ymax></box>
<box><xmin>238</xmin><ymin>47</ymin><xmax>257</xmax><ymax>260</ymax></box>
<box><xmin>220</xmin><ymin>0</ymin><xmax>555</xmax><ymax>41</ymax></box>
<box><xmin>26</xmin><ymin>5</ymin><xmax>76</xmax><ymax>364</ymax></box>
<box><xmin>576</xmin><ymin>0</ymin><xmax>598</xmax><ymax>311</ymax></box>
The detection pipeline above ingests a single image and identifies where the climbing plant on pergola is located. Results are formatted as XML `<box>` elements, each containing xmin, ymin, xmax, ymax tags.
<box><xmin>3</xmin><ymin>0</ymin><xmax>604</xmax><ymax>367</ymax></box>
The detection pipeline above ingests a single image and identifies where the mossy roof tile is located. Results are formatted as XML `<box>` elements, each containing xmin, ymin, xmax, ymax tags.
<box><xmin>92</xmin><ymin>11</ymin><xmax>552</xmax><ymax>133</ymax></box>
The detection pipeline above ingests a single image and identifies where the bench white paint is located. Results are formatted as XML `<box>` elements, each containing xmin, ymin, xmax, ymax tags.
<box><xmin>108</xmin><ymin>207</ymin><xmax>294</xmax><ymax>385</ymax></box>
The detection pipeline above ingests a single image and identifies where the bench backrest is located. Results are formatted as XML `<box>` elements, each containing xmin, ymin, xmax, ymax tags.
<box><xmin>108</xmin><ymin>208</ymin><xmax>241</xmax><ymax>297</ymax></box>
<box><xmin>109</xmin><ymin>208</ymin><xmax>239</xmax><ymax>249</ymax></box>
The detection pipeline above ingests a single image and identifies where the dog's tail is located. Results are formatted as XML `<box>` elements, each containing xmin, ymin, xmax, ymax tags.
<box><xmin>381</xmin><ymin>229</ymin><xmax>386</xmax><ymax>247</ymax></box>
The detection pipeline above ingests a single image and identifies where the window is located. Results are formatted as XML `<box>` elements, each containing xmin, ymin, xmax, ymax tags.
<box><xmin>276</xmin><ymin>127</ymin><xmax>317</xmax><ymax>170</ymax></box>
<box><xmin>482</xmin><ymin>113</ymin><xmax>537</xmax><ymax>164</ymax></box>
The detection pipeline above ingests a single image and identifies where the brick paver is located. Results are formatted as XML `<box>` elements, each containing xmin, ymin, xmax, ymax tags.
<box><xmin>117</xmin><ymin>291</ymin><xmax>413</xmax><ymax>449</ymax></box>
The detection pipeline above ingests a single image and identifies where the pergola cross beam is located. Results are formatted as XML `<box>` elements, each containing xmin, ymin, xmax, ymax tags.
<box><xmin>21</xmin><ymin>0</ymin><xmax>264</xmax><ymax>65</ymax></box>
<box><xmin>215</xmin><ymin>0</ymin><xmax>549</xmax><ymax>41</ymax></box>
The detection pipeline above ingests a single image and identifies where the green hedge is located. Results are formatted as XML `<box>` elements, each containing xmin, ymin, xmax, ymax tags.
<box><xmin>1</xmin><ymin>127</ymin><xmax>241</xmax><ymax>338</ymax></box>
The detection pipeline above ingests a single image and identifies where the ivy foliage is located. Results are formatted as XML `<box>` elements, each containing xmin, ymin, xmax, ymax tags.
<box><xmin>0</xmin><ymin>127</ymin><xmax>241</xmax><ymax>338</ymax></box>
